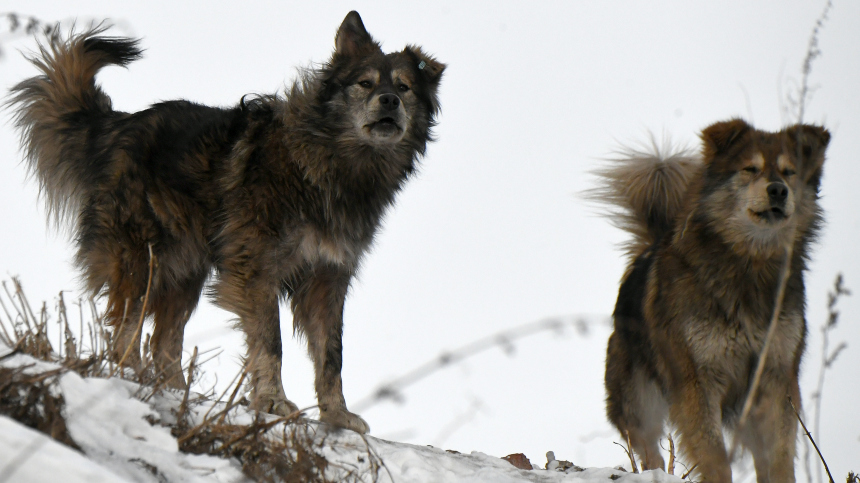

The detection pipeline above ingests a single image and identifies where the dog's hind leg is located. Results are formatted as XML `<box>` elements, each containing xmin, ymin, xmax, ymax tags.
<box><xmin>625</xmin><ymin>376</ymin><xmax>667</xmax><ymax>470</ymax></box>
<box><xmin>606</xmin><ymin>333</ymin><xmax>667</xmax><ymax>470</ymax></box>
<box><xmin>105</xmin><ymin>289</ymin><xmax>143</xmax><ymax>369</ymax></box>
<box><xmin>97</xmin><ymin>255</ymin><xmax>152</xmax><ymax>371</ymax></box>
<box><xmin>149</xmin><ymin>269</ymin><xmax>208</xmax><ymax>390</ymax></box>
<box><xmin>291</xmin><ymin>265</ymin><xmax>369</xmax><ymax>434</ymax></box>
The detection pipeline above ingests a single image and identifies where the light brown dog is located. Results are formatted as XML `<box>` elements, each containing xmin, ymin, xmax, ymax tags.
<box><xmin>594</xmin><ymin>119</ymin><xmax>829</xmax><ymax>482</ymax></box>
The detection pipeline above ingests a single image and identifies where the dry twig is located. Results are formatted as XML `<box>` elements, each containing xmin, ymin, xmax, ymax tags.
<box><xmin>667</xmin><ymin>433</ymin><xmax>676</xmax><ymax>476</ymax></box>
<box><xmin>729</xmin><ymin>0</ymin><xmax>832</xmax><ymax>462</ymax></box>
<box><xmin>353</xmin><ymin>315</ymin><xmax>605</xmax><ymax>411</ymax></box>
<box><xmin>111</xmin><ymin>244</ymin><xmax>155</xmax><ymax>377</ymax></box>
<box><xmin>625</xmin><ymin>431</ymin><xmax>639</xmax><ymax>473</ymax></box>
<box><xmin>681</xmin><ymin>463</ymin><xmax>699</xmax><ymax>481</ymax></box>
<box><xmin>789</xmin><ymin>396</ymin><xmax>835</xmax><ymax>483</ymax></box>
<box><xmin>613</xmin><ymin>432</ymin><xmax>639</xmax><ymax>474</ymax></box>
<box><xmin>177</xmin><ymin>346</ymin><xmax>198</xmax><ymax>422</ymax></box>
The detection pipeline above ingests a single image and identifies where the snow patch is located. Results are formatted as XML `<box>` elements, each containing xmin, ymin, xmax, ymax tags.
<box><xmin>0</xmin><ymin>344</ymin><xmax>683</xmax><ymax>482</ymax></box>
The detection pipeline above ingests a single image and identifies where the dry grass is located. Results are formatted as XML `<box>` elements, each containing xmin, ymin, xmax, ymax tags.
<box><xmin>0</xmin><ymin>365</ymin><xmax>80</xmax><ymax>450</ymax></box>
<box><xmin>0</xmin><ymin>278</ymin><xmax>382</xmax><ymax>482</ymax></box>
<box><xmin>176</xmin><ymin>412</ymin><xmax>333</xmax><ymax>482</ymax></box>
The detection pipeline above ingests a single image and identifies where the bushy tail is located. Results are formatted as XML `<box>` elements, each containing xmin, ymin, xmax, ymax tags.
<box><xmin>588</xmin><ymin>138</ymin><xmax>702</xmax><ymax>257</ymax></box>
<box><xmin>6</xmin><ymin>26</ymin><xmax>142</xmax><ymax>225</ymax></box>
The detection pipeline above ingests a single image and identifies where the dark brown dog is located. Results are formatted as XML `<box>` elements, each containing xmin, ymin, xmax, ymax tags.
<box><xmin>594</xmin><ymin>120</ymin><xmax>829</xmax><ymax>482</ymax></box>
<box><xmin>8</xmin><ymin>12</ymin><xmax>444</xmax><ymax>433</ymax></box>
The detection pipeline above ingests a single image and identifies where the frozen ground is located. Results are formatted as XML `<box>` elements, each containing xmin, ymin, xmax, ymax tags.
<box><xmin>0</xmin><ymin>342</ymin><xmax>681</xmax><ymax>483</ymax></box>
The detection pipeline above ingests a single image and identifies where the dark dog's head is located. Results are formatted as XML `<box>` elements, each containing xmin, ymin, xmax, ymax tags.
<box><xmin>315</xmin><ymin>12</ymin><xmax>445</xmax><ymax>152</ymax></box>
<box><xmin>698</xmin><ymin>119</ymin><xmax>830</xmax><ymax>257</ymax></box>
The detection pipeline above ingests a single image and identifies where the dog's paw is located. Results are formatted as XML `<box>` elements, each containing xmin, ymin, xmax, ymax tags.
<box><xmin>320</xmin><ymin>408</ymin><xmax>370</xmax><ymax>434</ymax></box>
<box><xmin>271</xmin><ymin>398</ymin><xmax>301</xmax><ymax>417</ymax></box>
<box><xmin>250</xmin><ymin>394</ymin><xmax>300</xmax><ymax>417</ymax></box>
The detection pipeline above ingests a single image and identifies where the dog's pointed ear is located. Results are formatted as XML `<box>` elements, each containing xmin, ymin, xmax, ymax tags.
<box><xmin>405</xmin><ymin>45</ymin><xmax>446</xmax><ymax>85</ymax></box>
<box><xmin>701</xmin><ymin>119</ymin><xmax>752</xmax><ymax>160</ymax></box>
<box><xmin>784</xmin><ymin>124</ymin><xmax>831</xmax><ymax>181</ymax></box>
<box><xmin>335</xmin><ymin>11</ymin><xmax>374</xmax><ymax>56</ymax></box>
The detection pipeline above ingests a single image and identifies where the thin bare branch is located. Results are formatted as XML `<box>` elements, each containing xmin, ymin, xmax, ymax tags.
<box><xmin>667</xmin><ymin>434</ymin><xmax>676</xmax><ymax>476</ymax></box>
<box><xmin>352</xmin><ymin>315</ymin><xmax>607</xmax><ymax>412</ymax></box>
<box><xmin>177</xmin><ymin>346</ymin><xmax>198</xmax><ymax>422</ymax></box>
<box><xmin>625</xmin><ymin>430</ymin><xmax>639</xmax><ymax>473</ymax></box>
<box><xmin>789</xmin><ymin>396</ymin><xmax>835</xmax><ymax>483</ymax></box>
<box><xmin>111</xmin><ymin>244</ymin><xmax>155</xmax><ymax>377</ymax></box>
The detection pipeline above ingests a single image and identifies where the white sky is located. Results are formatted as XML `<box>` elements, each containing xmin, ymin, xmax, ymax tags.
<box><xmin>0</xmin><ymin>0</ymin><xmax>857</xmax><ymax>477</ymax></box>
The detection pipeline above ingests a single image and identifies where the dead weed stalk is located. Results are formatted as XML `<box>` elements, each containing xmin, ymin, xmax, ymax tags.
<box><xmin>0</xmin><ymin>278</ymin><xmax>382</xmax><ymax>482</ymax></box>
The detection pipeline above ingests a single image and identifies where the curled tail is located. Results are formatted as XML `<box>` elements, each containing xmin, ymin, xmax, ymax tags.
<box><xmin>6</xmin><ymin>27</ymin><xmax>142</xmax><ymax>224</ymax></box>
<box><xmin>588</xmin><ymin>138</ymin><xmax>702</xmax><ymax>257</ymax></box>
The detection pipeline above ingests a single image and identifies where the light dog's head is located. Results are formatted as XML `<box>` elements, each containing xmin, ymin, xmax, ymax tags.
<box><xmin>698</xmin><ymin>119</ymin><xmax>830</xmax><ymax>257</ymax></box>
<box><xmin>315</xmin><ymin>12</ymin><xmax>445</xmax><ymax>151</ymax></box>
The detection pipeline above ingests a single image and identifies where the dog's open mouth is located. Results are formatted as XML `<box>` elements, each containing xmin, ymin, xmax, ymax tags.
<box><xmin>365</xmin><ymin>117</ymin><xmax>402</xmax><ymax>136</ymax></box>
<box><xmin>750</xmin><ymin>206</ymin><xmax>788</xmax><ymax>223</ymax></box>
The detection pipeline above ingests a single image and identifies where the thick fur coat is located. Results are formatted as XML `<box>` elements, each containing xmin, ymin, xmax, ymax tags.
<box><xmin>595</xmin><ymin>120</ymin><xmax>830</xmax><ymax>482</ymax></box>
<box><xmin>8</xmin><ymin>12</ymin><xmax>445</xmax><ymax>433</ymax></box>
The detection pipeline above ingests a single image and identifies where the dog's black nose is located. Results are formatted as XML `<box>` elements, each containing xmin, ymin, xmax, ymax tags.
<box><xmin>767</xmin><ymin>182</ymin><xmax>788</xmax><ymax>204</ymax></box>
<box><xmin>379</xmin><ymin>93</ymin><xmax>400</xmax><ymax>111</ymax></box>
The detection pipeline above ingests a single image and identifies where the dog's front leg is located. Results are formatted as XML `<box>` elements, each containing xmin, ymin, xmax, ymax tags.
<box><xmin>672</xmin><ymin>381</ymin><xmax>732</xmax><ymax>483</ymax></box>
<box><xmin>291</xmin><ymin>264</ymin><xmax>369</xmax><ymax>434</ymax></box>
<box><xmin>741</xmin><ymin>374</ymin><xmax>800</xmax><ymax>483</ymax></box>
<box><xmin>215</xmin><ymin>270</ymin><xmax>299</xmax><ymax>417</ymax></box>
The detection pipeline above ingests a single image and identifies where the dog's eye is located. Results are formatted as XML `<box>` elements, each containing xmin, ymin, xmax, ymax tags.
<box><xmin>358</xmin><ymin>80</ymin><xmax>372</xmax><ymax>88</ymax></box>
<box><xmin>398</xmin><ymin>84</ymin><xmax>410</xmax><ymax>92</ymax></box>
<box><xmin>782</xmin><ymin>169</ymin><xmax>796</xmax><ymax>176</ymax></box>
<box><xmin>743</xmin><ymin>166</ymin><xmax>760</xmax><ymax>174</ymax></box>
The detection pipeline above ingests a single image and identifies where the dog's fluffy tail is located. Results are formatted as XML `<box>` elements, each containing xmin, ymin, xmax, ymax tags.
<box><xmin>588</xmin><ymin>138</ymin><xmax>702</xmax><ymax>257</ymax></box>
<box><xmin>7</xmin><ymin>27</ymin><xmax>142</xmax><ymax>224</ymax></box>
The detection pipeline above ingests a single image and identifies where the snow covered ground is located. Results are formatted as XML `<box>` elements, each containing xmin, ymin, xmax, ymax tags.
<box><xmin>0</xmin><ymin>342</ymin><xmax>682</xmax><ymax>483</ymax></box>
<box><xmin>1</xmin><ymin>1</ymin><xmax>858</xmax><ymax>475</ymax></box>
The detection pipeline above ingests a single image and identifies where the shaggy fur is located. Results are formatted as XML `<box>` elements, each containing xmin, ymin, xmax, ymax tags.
<box><xmin>596</xmin><ymin>119</ymin><xmax>830</xmax><ymax>482</ymax></box>
<box><xmin>7</xmin><ymin>12</ymin><xmax>445</xmax><ymax>434</ymax></box>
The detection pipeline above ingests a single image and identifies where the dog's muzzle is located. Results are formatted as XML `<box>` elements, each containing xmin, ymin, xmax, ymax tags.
<box><xmin>750</xmin><ymin>182</ymin><xmax>790</xmax><ymax>223</ymax></box>
<box><xmin>364</xmin><ymin>94</ymin><xmax>404</xmax><ymax>137</ymax></box>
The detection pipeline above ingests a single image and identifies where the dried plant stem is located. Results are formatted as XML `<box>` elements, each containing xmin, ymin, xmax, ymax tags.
<box><xmin>217</xmin><ymin>412</ymin><xmax>304</xmax><ymax>449</ymax></box>
<box><xmin>77</xmin><ymin>298</ymin><xmax>83</xmax><ymax>356</ymax></box>
<box><xmin>111</xmin><ymin>244</ymin><xmax>155</xmax><ymax>377</ymax></box>
<box><xmin>114</xmin><ymin>298</ymin><xmax>130</xmax><ymax>352</ymax></box>
<box><xmin>217</xmin><ymin>368</ymin><xmax>248</xmax><ymax>425</ymax></box>
<box><xmin>197</xmin><ymin>366</ymin><xmax>245</xmax><ymax>422</ymax></box>
<box><xmin>13</xmin><ymin>278</ymin><xmax>40</xmax><ymax>331</ymax></box>
<box><xmin>667</xmin><ymin>434</ymin><xmax>676</xmax><ymax>476</ymax></box>
<box><xmin>4</xmin><ymin>281</ymin><xmax>31</xmax><ymax>335</ymax></box>
<box><xmin>58</xmin><ymin>292</ymin><xmax>77</xmax><ymax>361</ymax></box>
<box><xmin>625</xmin><ymin>430</ymin><xmax>639</xmax><ymax>473</ymax></box>
<box><xmin>0</xmin><ymin>289</ymin><xmax>15</xmax><ymax>327</ymax></box>
<box><xmin>728</xmin><ymin>243</ymin><xmax>793</xmax><ymax>461</ymax></box>
<box><xmin>177</xmin><ymin>368</ymin><xmax>251</xmax><ymax>445</ymax></box>
<box><xmin>796</xmin><ymin>0</ymin><xmax>832</xmax><ymax>125</ymax></box>
<box><xmin>87</xmin><ymin>321</ymin><xmax>96</xmax><ymax>358</ymax></box>
<box><xmin>0</xmin><ymin>298</ymin><xmax>14</xmax><ymax>345</ymax></box>
<box><xmin>681</xmin><ymin>463</ymin><xmax>699</xmax><ymax>480</ymax></box>
<box><xmin>177</xmin><ymin>346</ymin><xmax>198</xmax><ymax>421</ymax></box>
<box><xmin>612</xmin><ymin>441</ymin><xmax>639</xmax><ymax>474</ymax></box>
<box><xmin>789</xmin><ymin>396</ymin><xmax>834</xmax><ymax>483</ymax></box>
<box><xmin>812</xmin><ymin>275</ymin><xmax>849</xmax><ymax>455</ymax></box>
<box><xmin>728</xmin><ymin>79</ymin><xmax>829</xmax><ymax>459</ymax></box>
<box><xmin>352</xmin><ymin>315</ymin><xmax>602</xmax><ymax>411</ymax></box>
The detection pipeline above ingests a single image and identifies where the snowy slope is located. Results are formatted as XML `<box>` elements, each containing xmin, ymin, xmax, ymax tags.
<box><xmin>0</xmin><ymin>342</ymin><xmax>683</xmax><ymax>483</ymax></box>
